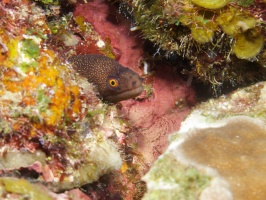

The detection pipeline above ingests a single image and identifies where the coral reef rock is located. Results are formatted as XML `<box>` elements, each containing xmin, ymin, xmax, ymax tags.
<box><xmin>119</xmin><ymin>0</ymin><xmax>266</xmax><ymax>88</ymax></box>
<box><xmin>142</xmin><ymin>81</ymin><xmax>266</xmax><ymax>200</ymax></box>
<box><xmin>0</xmin><ymin>0</ymin><xmax>123</xmax><ymax>192</ymax></box>
<box><xmin>74</xmin><ymin>0</ymin><xmax>196</xmax><ymax>165</ymax></box>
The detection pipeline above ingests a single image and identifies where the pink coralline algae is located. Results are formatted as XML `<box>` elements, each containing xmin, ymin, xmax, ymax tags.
<box><xmin>74</xmin><ymin>0</ymin><xmax>144</xmax><ymax>73</ymax></box>
<box><xmin>119</xmin><ymin>65</ymin><xmax>195</xmax><ymax>164</ymax></box>
<box><xmin>74</xmin><ymin>0</ymin><xmax>196</xmax><ymax>165</ymax></box>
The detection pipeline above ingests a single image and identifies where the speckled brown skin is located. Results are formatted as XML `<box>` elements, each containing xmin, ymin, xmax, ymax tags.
<box><xmin>69</xmin><ymin>54</ymin><xmax>143</xmax><ymax>103</ymax></box>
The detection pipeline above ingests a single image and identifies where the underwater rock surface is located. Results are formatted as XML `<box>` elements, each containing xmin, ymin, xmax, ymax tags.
<box><xmin>0</xmin><ymin>0</ymin><xmax>196</xmax><ymax>198</ymax></box>
<box><xmin>118</xmin><ymin>0</ymin><xmax>266</xmax><ymax>89</ymax></box>
<box><xmin>74</xmin><ymin>0</ymin><xmax>196</xmax><ymax>166</ymax></box>
<box><xmin>0</xmin><ymin>0</ymin><xmax>123</xmax><ymax>193</ymax></box>
<box><xmin>142</xmin><ymin>82</ymin><xmax>266</xmax><ymax>200</ymax></box>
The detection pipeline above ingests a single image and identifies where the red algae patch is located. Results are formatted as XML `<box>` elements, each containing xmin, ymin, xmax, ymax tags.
<box><xmin>74</xmin><ymin>0</ymin><xmax>196</xmax><ymax>165</ymax></box>
<box><xmin>120</xmin><ymin>65</ymin><xmax>195</xmax><ymax>164</ymax></box>
<box><xmin>74</xmin><ymin>0</ymin><xmax>143</xmax><ymax>73</ymax></box>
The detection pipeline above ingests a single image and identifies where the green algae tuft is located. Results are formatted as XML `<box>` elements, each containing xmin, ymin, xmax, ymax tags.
<box><xmin>142</xmin><ymin>154</ymin><xmax>211</xmax><ymax>200</ymax></box>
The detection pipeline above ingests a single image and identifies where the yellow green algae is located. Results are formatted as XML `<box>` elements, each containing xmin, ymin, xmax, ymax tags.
<box><xmin>119</xmin><ymin>0</ymin><xmax>266</xmax><ymax>89</ymax></box>
<box><xmin>142</xmin><ymin>81</ymin><xmax>266</xmax><ymax>199</ymax></box>
<box><xmin>216</xmin><ymin>7</ymin><xmax>258</xmax><ymax>36</ymax></box>
<box><xmin>0</xmin><ymin>177</ymin><xmax>53</xmax><ymax>200</ymax></box>
<box><xmin>34</xmin><ymin>0</ymin><xmax>59</xmax><ymax>5</ymax></box>
<box><xmin>232</xmin><ymin>30</ymin><xmax>264</xmax><ymax>59</ymax></box>
<box><xmin>142</xmin><ymin>154</ymin><xmax>211</xmax><ymax>200</ymax></box>
<box><xmin>0</xmin><ymin>0</ymin><xmax>123</xmax><ymax>192</ymax></box>
<box><xmin>191</xmin><ymin>0</ymin><xmax>230</xmax><ymax>9</ymax></box>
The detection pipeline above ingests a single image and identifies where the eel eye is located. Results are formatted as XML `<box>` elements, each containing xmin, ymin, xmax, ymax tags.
<box><xmin>108</xmin><ymin>78</ymin><xmax>119</xmax><ymax>88</ymax></box>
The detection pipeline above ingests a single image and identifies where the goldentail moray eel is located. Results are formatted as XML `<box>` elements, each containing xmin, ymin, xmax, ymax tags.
<box><xmin>69</xmin><ymin>54</ymin><xmax>144</xmax><ymax>103</ymax></box>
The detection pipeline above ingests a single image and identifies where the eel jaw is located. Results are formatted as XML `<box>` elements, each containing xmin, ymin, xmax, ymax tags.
<box><xmin>104</xmin><ymin>85</ymin><xmax>144</xmax><ymax>103</ymax></box>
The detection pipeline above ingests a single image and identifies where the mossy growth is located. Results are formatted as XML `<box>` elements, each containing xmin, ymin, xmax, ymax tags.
<box><xmin>21</xmin><ymin>39</ymin><xmax>40</xmax><ymax>58</ymax></box>
<box><xmin>142</xmin><ymin>154</ymin><xmax>211</xmax><ymax>200</ymax></box>
<box><xmin>20</xmin><ymin>38</ymin><xmax>40</xmax><ymax>72</ymax></box>
<box><xmin>234</xmin><ymin>0</ymin><xmax>255</xmax><ymax>7</ymax></box>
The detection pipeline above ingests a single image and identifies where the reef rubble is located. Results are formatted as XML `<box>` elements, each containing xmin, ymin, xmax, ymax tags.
<box><xmin>142</xmin><ymin>81</ymin><xmax>266</xmax><ymax>200</ymax></box>
<box><xmin>0</xmin><ymin>0</ymin><xmax>123</xmax><ymax>195</ymax></box>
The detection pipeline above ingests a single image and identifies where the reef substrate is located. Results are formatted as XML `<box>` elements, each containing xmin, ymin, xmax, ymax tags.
<box><xmin>73</xmin><ymin>0</ymin><xmax>196</xmax><ymax>165</ymax></box>
<box><xmin>0</xmin><ymin>0</ymin><xmax>196</xmax><ymax>199</ymax></box>
<box><xmin>117</xmin><ymin>0</ymin><xmax>266</xmax><ymax>90</ymax></box>
<box><xmin>143</xmin><ymin>81</ymin><xmax>266</xmax><ymax>200</ymax></box>
<box><xmin>0</xmin><ymin>0</ymin><xmax>124</xmax><ymax>196</ymax></box>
